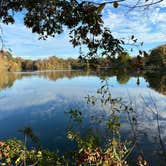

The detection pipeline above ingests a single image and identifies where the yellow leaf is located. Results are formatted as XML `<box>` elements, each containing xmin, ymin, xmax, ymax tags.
<box><xmin>97</xmin><ymin>3</ymin><xmax>106</xmax><ymax>13</ymax></box>
<box><xmin>112</xmin><ymin>138</ymin><xmax>118</xmax><ymax>147</ymax></box>
<box><xmin>103</xmin><ymin>161</ymin><xmax>109</xmax><ymax>166</ymax></box>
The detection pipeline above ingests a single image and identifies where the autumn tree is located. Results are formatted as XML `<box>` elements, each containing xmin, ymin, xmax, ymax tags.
<box><xmin>146</xmin><ymin>44</ymin><xmax>166</xmax><ymax>67</ymax></box>
<box><xmin>117</xmin><ymin>51</ymin><xmax>131</xmax><ymax>65</ymax></box>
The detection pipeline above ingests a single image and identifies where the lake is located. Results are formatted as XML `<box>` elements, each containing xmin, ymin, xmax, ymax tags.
<box><xmin>0</xmin><ymin>70</ymin><xmax>166</xmax><ymax>165</ymax></box>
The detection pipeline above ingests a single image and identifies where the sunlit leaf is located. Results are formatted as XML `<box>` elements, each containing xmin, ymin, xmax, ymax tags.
<box><xmin>97</xmin><ymin>3</ymin><xmax>106</xmax><ymax>13</ymax></box>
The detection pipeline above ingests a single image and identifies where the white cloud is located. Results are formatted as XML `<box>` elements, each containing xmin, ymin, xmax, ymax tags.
<box><xmin>158</xmin><ymin>0</ymin><xmax>166</xmax><ymax>7</ymax></box>
<box><xmin>103</xmin><ymin>6</ymin><xmax>166</xmax><ymax>45</ymax></box>
<box><xmin>1</xmin><ymin>23</ymin><xmax>79</xmax><ymax>59</ymax></box>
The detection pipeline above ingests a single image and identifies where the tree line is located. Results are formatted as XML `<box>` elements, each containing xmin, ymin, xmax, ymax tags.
<box><xmin>0</xmin><ymin>45</ymin><xmax>166</xmax><ymax>72</ymax></box>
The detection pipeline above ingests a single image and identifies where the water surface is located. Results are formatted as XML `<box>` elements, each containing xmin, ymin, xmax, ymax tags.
<box><xmin>0</xmin><ymin>70</ymin><xmax>166</xmax><ymax>165</ymax></box>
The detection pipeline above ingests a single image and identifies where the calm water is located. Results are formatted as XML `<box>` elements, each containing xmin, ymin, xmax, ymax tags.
<box><xmin>0</xmin><ymin>70</ymin><xmax>166</xmax><ymax>165</ymax></box>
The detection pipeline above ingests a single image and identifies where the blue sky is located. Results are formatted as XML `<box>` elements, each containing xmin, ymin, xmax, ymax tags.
<box><xmin>0</xmin><ymin>0</ymin><xmax>166</xmax><ymax>59</ymax></box>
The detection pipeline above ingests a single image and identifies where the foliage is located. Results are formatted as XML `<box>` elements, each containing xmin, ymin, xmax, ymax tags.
<box><xmin>145</xmin><ymin>44</ymin><xmax>166</xmax><ymax>67</ymax></box>
<box><xmin>0</xmin><ymin>138</ymin><xmax>69</xmax><ymax>165</ymax></box>
<box><xmin>85</xmin><ymin>80</ymin><xmax>134</xmax><ymax>135</ymax></box>
<box><xmin>38</xmin><ymin>150</ymin><xmax>66</xmax><ymax>166</ymax></box>
<box><xmin>0</xmin><ymin>139</ymin><xmax>42</xmax><ymax>166</ymax></box>
<box><xmin>136</xmin><ymin>155</ymin><xmax>149</xmax><ymax>166</ymax></box>
<box><xmin>0</xmin><ymin>0</ymin><xmax>127</xmax><ymax>57</ymax></box>
<box><xmin>0</xmin><ymin>51</ymin><xmax>78</xmax><ymax>71</ymax></box>
<box><xmin>75</xmin><ymin>141</ymin><xmax>129</xmax><ymax>166</ymax></box>
<box><xmin>0</xmin><ymin>0</ymin><xmax>163</xmax><ymax>59</ymax></box>
<box><xmin>0</xmin><ymin>50</ymin><xmax>21</xmax><ymax>72</ymax></box>
<box><xmin>0</xmin><ymin>137</ymin><xmax>130</xmax><ymax>166</ymax></box>
<box><xmin>67</xmin><ymin>128</ymin><xmax>130</xmax><ymax>165</ymax></box>
<box><xmin>0</xmin><ymin>0</ymin><xmax>164</xmax><ymax>64</ymax></box>
<box><xmin>117</xmin><ymin>51</ymin><xmax>131</xmax><ymax>66</ymax></box>
<box><xmin>65</xmin><ymin>109</ymin><xmax>82</xmax><ymax>123</ymax></box>
<box><xmin>1</xmin><ymin>48</ymin><xmax>165</xmax><ymax>72</ymax></box>
<box><xmin>65</xmin><ymin>79</ymin><xmax>135</xmax><ymax>165</ymax></box>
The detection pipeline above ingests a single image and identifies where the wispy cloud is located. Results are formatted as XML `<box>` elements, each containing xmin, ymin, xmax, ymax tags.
<box><xmin>104</xmin><ymin>6</ymin><xmax>166</xmax><ymax>43</ymax></box>
<box><xmin>1</xmin><ymin>22</ymin><xmax>79</xmax><ymax>59</ymax></box>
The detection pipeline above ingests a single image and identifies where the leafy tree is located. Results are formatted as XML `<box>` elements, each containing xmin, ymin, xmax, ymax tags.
<box><xmin>146</xmin><ymin>45</ymin><xmax>166</xmax><ymax>67</ymax></box>
<box><xmin>117</xmin><ymin>51</ymin><xmax>131</xmax><ymax>66</ymax></box>
<box><xmin>0</xmin><ymin>0</ymin><xmax>164</xmax><ymax>57</ymax></box>
<box><xmin>22</xmin><ymin>59</ymin><xmax>34</xmax><ymax>70</ymax></box>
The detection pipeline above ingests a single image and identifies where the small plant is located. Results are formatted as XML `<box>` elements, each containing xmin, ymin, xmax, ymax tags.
<box><xmin>66</xmin><ymin>79</ymin><xmax>135</xmax><ymax>165</ymax></box>
<box><xmin>0</xmin><ymin>139</ymin><xmax>42</xmax><ymax>166</ymax></box>
<box><xmin>136</xmin><ymin>155</ymin><xmax>148</xmax><ymax>166</ymax></box>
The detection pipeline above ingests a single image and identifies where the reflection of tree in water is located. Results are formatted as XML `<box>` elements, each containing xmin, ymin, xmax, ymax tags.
<box><xmin>116</xmin><ymin>71</ymin><xmax>130</xmax><ymax>84</ymax></box>
<box><xmin>0</xmin><ymin>71</ymin><xmax>166</xmax><ymax>96</ymax></box>
<box><xmin>0</xmin><ymin>73</ymin><xmax>22</xmax><ymax>90</ymax></box>
<box><xmin>144</xmin><ymin>72</ymin><xmax>166</xmax><ymax>96</ymax></box>
<box><xmin>0</xmin><ymin>70</ymin><xmax>118</xmax><ymax>91</ymax></box>
<box><xmin>0</xmin><ymin>71</ymin><xmax>97</xmax><ymax>91</ymax></box>
<box><xmin>37</xmin><ymin>70</ymin><xmax>89</xmax><ymax>81</ymax></box>
<box><xmin>42</xmin><ymin>70</ymin><xmax>122</xmax><ymax>81</ymax></box>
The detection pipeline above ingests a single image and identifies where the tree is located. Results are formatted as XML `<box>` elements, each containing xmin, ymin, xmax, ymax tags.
<box><xmin>0</xmin><ymin>0</ymin><xmax>164</xmax><ymax>58</ymax></box>
<box><xmin>117</xmin><ymin>51</ymin><xmax>131</xmax><ymax>65</ymax></box>
<box><xmin>146</xmin><ymin>44</ymin><xmax>166</xmax><ymax>67</ymax></box>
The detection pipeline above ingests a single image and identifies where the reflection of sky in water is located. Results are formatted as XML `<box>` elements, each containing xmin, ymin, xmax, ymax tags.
<box><xmin>0</xmin><ymin>72</ymin><xmax>166</xmax><ymax>164</ymax></box>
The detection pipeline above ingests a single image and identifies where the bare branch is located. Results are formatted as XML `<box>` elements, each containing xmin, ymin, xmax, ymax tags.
<box><xmin>87</xmin><ymin>0</ymin><xmax>164</xmax><ymax>9</ymax></box>
<box><xmin>0</xmin><ymin>24</ymin><xmax>5</xmax><ymax>50</ymax></box>
<box><xmin>83</xmin><ymin>0</ymin><xmax>126</xmax><ymax>5</ymax></box>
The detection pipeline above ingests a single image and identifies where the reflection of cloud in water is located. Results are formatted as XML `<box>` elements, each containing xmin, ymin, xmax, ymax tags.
<box><xmin>118</xmin><ymin>89</ymin><xmax>166</xmax><ymax>145</ymax></box>
<box><xmin>0</xmin><ymin>74</ymin><xmax>166</xmax><ymax>147</ymax></box>
<box><xmin>0</xmin><ymin>75</ymin><xmax>165</xmax><ymax>117</ymax></box>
